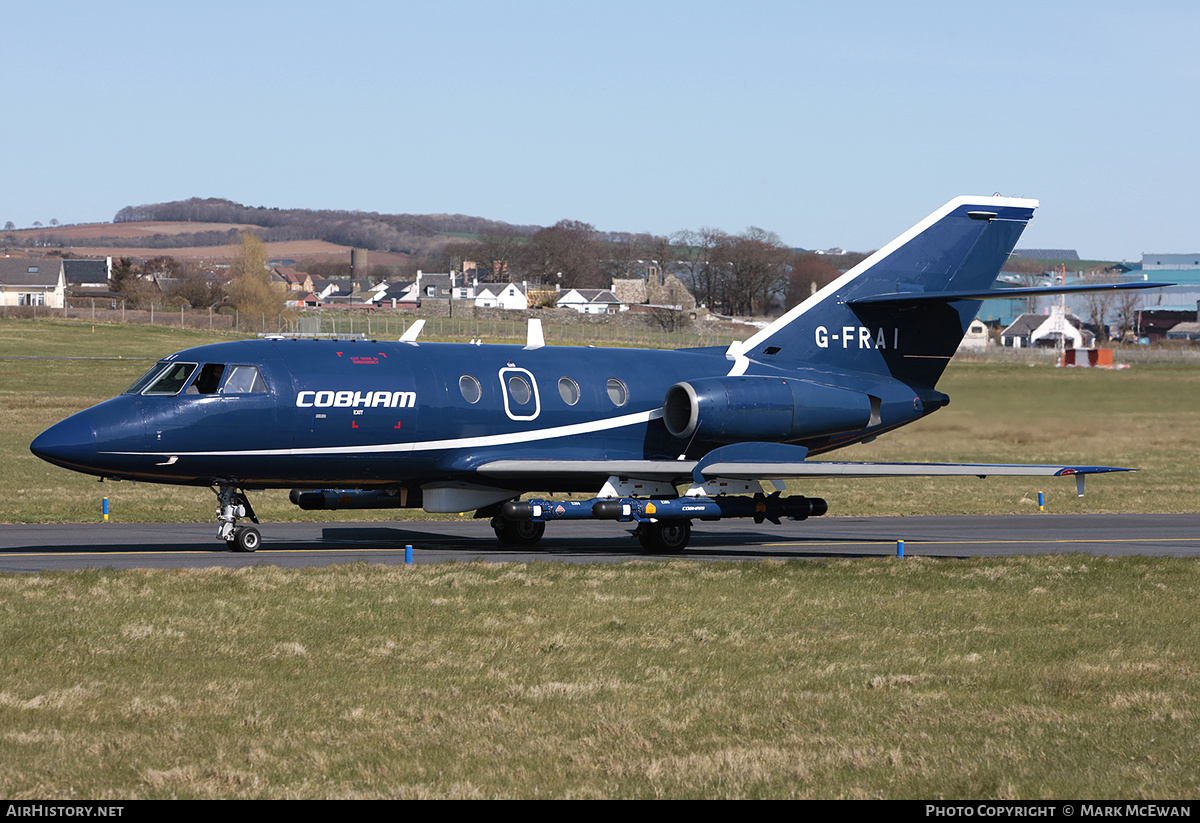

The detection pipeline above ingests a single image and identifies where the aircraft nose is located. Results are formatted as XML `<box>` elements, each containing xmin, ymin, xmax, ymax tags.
<box><xmin>31</xmin><ymin>412</ymin><xmax>97</xmax><ymax>467</ymax></box>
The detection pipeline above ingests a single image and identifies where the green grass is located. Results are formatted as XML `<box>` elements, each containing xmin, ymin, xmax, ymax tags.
<box><xmin>2</xmin><ymin>557</ymin><xmax>1199</xmax><ymax>798</ymax></box>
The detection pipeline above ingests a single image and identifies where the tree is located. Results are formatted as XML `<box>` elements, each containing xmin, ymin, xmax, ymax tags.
<box><xmin>461</xmin><ymin>233</ymin><xmax>525</xmax><ymax>283</ymax></box>
<box><xmin>225</xmin><ymin>231</ymin><xmax>287</xmax><ymax>323</ymax></box>
<box><xmin>784</xmin><ymin>253</ymin><xmax>841</xmax><ymax>310</ymax></box>
<box><xmin>1080</xmin><ymin>269</ymin><xmax>1122</xmax><ymax>343</ymax></box>
<box><xmin>167</xmin><ymin>267</ymin><xmax>224</xmax><ymax>308</ymax></box>
<box><xmin>605</xmin><ymin>232</ymin><xmax>663</xmax><ymax>282</ymax></box>
<box><xmin>4</xmin><ymin>221</ymin><xmax>14</xmax><ymax>231</ymax></box>
<box><xmin>520</xmin><ymin>220</ymin><xmax>605</xmax><ymax>289</ymax></box>
<box><xmin>671</xmin><ymin>227</ymin><xmax>726</xmax><ymax>312</ymax></box>
<box><xmin>141</xmin><ymin>255</ymin><xmax>185</xmax><ymax>280</ymax></box>
<box><xmin>713</xmin><ymin>227</ymin><xmax>791</xmax><ymax>316</ymax></box>
<box><xmin>110</xmin><ymin>257</ymin><xmax>138</xmax><ymax>292</ymax></box>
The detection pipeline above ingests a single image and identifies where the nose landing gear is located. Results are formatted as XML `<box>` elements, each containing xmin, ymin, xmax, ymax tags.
<box><xmin>214</xmin><ymin>485</ymin><xmax>261</xmax><ymax>552</ymax></box>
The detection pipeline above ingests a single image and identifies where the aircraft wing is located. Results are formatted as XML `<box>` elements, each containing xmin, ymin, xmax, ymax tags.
<box><xmin>475</xmin><ymin>456</ymin><xmax>1133</xmax><ymax>496</ymax></box>
<box><xmin>690</xmin><ymin>460</ymin><xmax>1132</xmax><ymax>479</ymax></box>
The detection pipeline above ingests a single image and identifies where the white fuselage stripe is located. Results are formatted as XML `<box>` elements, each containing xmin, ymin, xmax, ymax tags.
<box><xmin>103</xmin><ymin>408</ymin><xmax>662</xmax><ymax>458</ymax></box>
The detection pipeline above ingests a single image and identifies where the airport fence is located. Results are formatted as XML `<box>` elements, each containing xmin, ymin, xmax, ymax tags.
<box><xmin>9</xmin><ymin>300</ymin><xmax>1198</xmax><ymax>362</ymax></box>
<box><xmin>952</xmin><ymin>345</ymin><xmax>1200</xmax><ymax>365</ymax></box>
<box><xmin>5</xmin><ymin>300</ymin><xmax>747</xmax><ymax>351</ymax></box>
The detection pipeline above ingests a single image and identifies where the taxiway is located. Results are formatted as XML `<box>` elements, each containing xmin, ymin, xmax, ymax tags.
<box><xmin>1</xmin><ymin>513</ymin><xmax>1198</xmax><ymax>572</ymax></box>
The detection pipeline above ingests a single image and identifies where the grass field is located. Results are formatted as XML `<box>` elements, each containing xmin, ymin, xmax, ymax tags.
<box><xmin>2</xmin><ymin>318</ymin><xmax>1199</xmax><ymax>799</ymax></box>
<box><xmin>3</xmin><ymin>557</ymin><xmax>1200</xmax><ymax>799</ymax></box>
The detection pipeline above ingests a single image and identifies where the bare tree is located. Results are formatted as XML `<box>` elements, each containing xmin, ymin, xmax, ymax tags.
<box><xmin>462</xmin><ymin>233</ymin><xmax>526</xmax><ymax>282</ymax></box>
<box><xmin>713</xmin><ymin>227</ymin><xmax>791</xmax><ymax>316</ymax></box>
<box><xmin>520</xmin><ymin>220</ymin><xmax>605</xmax><ymax>289</ymax></box>
<box><xmin>784</xmin><ymin>252</ymin><xmax>842</xmax><ymax>310</ymax></box>
<box><xmin>671</xmin><ymin>227</ymin><xmax>726</xmax><ymax>312</ymax></box>
<box><xmin>1080</xmin><ymin>269</ymin><xmax>1123</xmax><ymax>343</ymax></box>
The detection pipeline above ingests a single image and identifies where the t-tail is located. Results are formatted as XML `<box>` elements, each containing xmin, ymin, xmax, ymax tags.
<box><xmin>731</xmin><ymin>195</ymin><xmax>1038</xmax><ymax>388</ymax></box>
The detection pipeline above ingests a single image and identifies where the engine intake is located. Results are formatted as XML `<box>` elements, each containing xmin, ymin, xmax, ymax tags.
<box><xmin>662</xmin><ymin>376</ymin><xmax>871</xmax><ymax>443</ymax></box>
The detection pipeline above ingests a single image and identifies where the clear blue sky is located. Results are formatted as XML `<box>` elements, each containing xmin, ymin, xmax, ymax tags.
<box><xmin>3</xmin><ymin>0</ymin><xmax>1196</xmax><ymax>261</ymax></box>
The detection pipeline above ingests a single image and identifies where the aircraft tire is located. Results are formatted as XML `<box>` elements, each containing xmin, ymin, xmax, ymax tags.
<box><xmin>636</xmin><ymin>520</ymin><xmax>690</xmax><ymax>554</ymax></box>
<box><xmin>231</xmin><ymin>526</ymin><xmax>261</xmax><ymax>553</ymax></box>
<box><xmin>492</xmin><ymin>517</ymin><xmax>545</xmax><ymax>547</ymax></box>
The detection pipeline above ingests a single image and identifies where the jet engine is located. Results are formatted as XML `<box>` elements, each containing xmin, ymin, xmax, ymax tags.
<box><xmin>662</xmin><ymin>376</ymin><xmax>872</xmax><ymax>443</ymax></box>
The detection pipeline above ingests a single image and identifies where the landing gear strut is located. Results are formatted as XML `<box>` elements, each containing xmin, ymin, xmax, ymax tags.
<box><xmin>215</xmin><ymin>485</ymin><xmax>261</xmax><ymax>552</ymax></box>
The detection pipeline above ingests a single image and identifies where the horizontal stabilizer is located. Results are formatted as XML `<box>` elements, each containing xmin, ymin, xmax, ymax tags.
<box><xmin>849</xmin><ymin>281</ymin><xmax>1172</xmax><ymax>306</ymax></box>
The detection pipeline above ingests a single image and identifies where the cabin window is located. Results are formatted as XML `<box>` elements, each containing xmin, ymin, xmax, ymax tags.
<box><xmin>459</xmin><ymin>374</ymin><xmax>482</xmax><ymax>404</ymax></box>
<box><xmin>606</xmin><ymin>378</ymin><xmax>628</xmax><ymax>407</ymax></box>
<box><xmin>507</xmin><ymin>374</ymin><xmax>532</xmax><ymax>405</ymax></box>
<box><xmin>558</xmin><ymin>377</ymin><xmax>580</xmax><ymax>406</ymax></box>
<box><xmin>143</xmin><ymin>362</ymin><xmax>198</xmax><ymax>396</ymax></box>
<box><xmin>222</xmin><ymin>365</ymin><xmax>267</xmax><ymax>394</ymax></box>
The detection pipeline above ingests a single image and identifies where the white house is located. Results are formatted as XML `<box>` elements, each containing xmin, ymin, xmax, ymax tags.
<box><xmin>956</xmin><ymin>319</ymin><xmax>990</xmax><ymax>350</ymax></box>
<box><xmin>0</xmin><ymin>257</ymin><xmax>66</xmax><ymax>308</ymax></box>
<box><xmin>475</xmin><ymin>282</ymin><xmax>529</xmax><ymax>310</ymax></box>
<box><xmin>555</xmin><ymin>288</ymin><xmax>625</xmax><ymax>315</ymax></box>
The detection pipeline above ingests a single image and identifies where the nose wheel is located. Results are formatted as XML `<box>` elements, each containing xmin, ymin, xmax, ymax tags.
<box><xmin>214</xmin><ymin>484</ymin><xmax>261</xmax><ymax>552</ymax></box>
<box><xmin>227</xmin><ymin>526</ymin><xmax>261</xmax><ymax>553</ymax></box>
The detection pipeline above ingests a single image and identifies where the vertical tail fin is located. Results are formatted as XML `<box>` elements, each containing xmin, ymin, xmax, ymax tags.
<box><xmin>731</xmin><ymin>195</ymin><xmax>1037</xmax><ymax>387</ymax></box>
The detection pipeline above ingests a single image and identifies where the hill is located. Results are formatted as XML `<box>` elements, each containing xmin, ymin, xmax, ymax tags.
<box><xmin>3</xmin><ymin>196</ymin><xmax>542</xmax><ymax>264</ymax></box>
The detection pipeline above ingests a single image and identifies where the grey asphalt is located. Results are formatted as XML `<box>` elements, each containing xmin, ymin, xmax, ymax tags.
<box><xmin>0</xmin><ymin>513</ymin><xmax>1197</xmax><ymax>572</ymax></box>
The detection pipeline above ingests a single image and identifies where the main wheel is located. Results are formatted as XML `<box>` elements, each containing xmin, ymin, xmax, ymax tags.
<box><xmin>491</xmin><ymin>517</ymin><xmax>546</xmax><ymax>547</ymax></box>
<box><xmin>636</xmin><ymin>520</ymin><xmax>690</xmax><ymax>554</ymax></box>
<box><xmin>231</xmin><ymin>526</ymin><xmax>260</xmax><ymax>552</ymax></box>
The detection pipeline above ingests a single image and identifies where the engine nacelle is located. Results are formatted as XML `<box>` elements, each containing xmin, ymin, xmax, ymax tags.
<box><xmin>662</xmin><ymin>376</ymin><xmax>871</xmax><ymax>443</ymax></box>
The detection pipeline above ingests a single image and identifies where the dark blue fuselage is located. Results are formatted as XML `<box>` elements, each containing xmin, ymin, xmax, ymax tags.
<box><xmin>31</xmin><ymin>336</ymin><xmax>934</xmax><ymax>492</ymax></box>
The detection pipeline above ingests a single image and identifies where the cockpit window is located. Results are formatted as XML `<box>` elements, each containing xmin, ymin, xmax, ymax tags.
<box><xmin>222</xmin><ymin>365</ymin><xmax>267</xmax><ymax>394</ymax></box>
<box><xmin>187</xmin><ymin>363</ymin><xmax>226</xmax><ymax>395</ymax></box>
<box><xmin>143</xmin><ymin>362</ymin><xmax>198</xmax><ymax>395</ymax></box>
<box><xmin>124</xmin><ymin>363</ymin><xmax>168</xmax><ymax>395</ymax></box>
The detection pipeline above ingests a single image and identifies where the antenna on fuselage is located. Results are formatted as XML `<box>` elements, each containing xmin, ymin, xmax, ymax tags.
<box><xmin>524</xmin><ymin>318</ymin><xmax>545</xmax><ymax>350</ymax></box>
<box><xmin>399</xmin><ymin>319</ymin><xmax>425</xmax><ymax>343</ymax></box>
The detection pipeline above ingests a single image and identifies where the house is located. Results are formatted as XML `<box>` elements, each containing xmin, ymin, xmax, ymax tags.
<box><xmin>63</xmin><ymin>258</ymin><xmax>112</xmax><ymax>292</ymax></box>
<box><xmin>555</xmin><ymin>288</ymin><xmax>625</xmax><ymax>315</ymax></box>
<box><xmin>272</xmin><ymin>267</ymin><xmax>313</xmax><ymax>293</ymax></box>
<box><xmin>368</xmin><ymin>281</ymin><xmax>419</xmax><ymax>308</ymax></box>
<box><xmin>956</xmin><ymin>318</ymin><xmax>990</xmax><ymax>350</ymax></box>
<box><xmin>475</xmin><ymin>282</ymin><xmax>529</xmax><ymax>310</ymax></box>
<box><xmin>612</xmin><ymin>267</ymin><xmax>696</xmax><ymax>312</ymax></box>
<box><xmin>0</xmin><ymin>257</ymin><xmax>66</xmax><ymax>308</ymax></box>
<box><xmin>1000</xmin><ymin>307</ymin><xmax>1095</xmax><ymax>348</ymax></box>
<box><xmin>1166</xmin><ymin>321</ymin><xmax>1200</xmax><ymax>342</ymax></box>
<box><xmin>413</xmin><ymin>271</ymin><xmax>478</xmax><ymax>302</ymax></box>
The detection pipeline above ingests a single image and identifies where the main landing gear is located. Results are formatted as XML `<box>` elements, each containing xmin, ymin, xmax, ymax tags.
<box><xmin>494</xmin><ymin>492</ymin><xmax>828</xmax><ymax>554</ymax></box>
<box><xmin>492</xmin><ymin>511</ymin><xmax>688</xmax><ymax>553</ymax></box>
<box><xmin>634</xmin><ymin>520</ymin><xmax>691</xmax><ymax>554</ymax></box>
<box><xmin>490</xmin><ymin>516</ymin><xmax>546</xmax><ymax>546</ymax></box>
<box><xmin>215</xmin><ymin>484</ymin><xmax>261</xmax><ymax>552</ymax></box>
